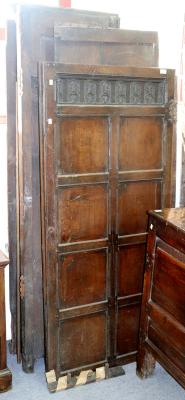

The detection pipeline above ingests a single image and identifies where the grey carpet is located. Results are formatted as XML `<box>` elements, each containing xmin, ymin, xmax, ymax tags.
<box><xmin>1</xmin><ymin>352</ymin><xmax>184</xmax><ymax>399</ymax></box>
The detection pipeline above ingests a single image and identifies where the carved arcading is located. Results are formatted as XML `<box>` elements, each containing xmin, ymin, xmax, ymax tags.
<box><xmin>56</xmin><ymin>77</ymin><xmax>166</xmax><ymax>106</ymax></box>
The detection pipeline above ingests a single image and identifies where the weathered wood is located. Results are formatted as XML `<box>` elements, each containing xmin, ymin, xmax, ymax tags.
<box><xmin>15</xmin><ymin>5</ymin><xmax>119</xmax><ymax>371</ymax></box>
<box><xmin>137</xmin><ymin>208</ymin><xmax>185</xmax><ymax>389</ymax></box>
<box><xmin>54</xmin><ymin>26</ymin><xmax>159</xmax><ymax>67</ymax></box>
<box><xmin>6</xmin><ymin>20</ymin><xmax>18</xmax><ymax>357</ymax></box>
<box><xmin>40</xmin><ymin>63</ymin><xmax>176</xmax><ymax>376</ymax></box>
<box><xmin>0</xmin><ymin>251</ymin><xmax>12</xmax><ymax>392</ymax></box>
<box><xmin>10</xmin><ymin>4</ymin><xmax>159</xmax><ymax>371</ymax></box>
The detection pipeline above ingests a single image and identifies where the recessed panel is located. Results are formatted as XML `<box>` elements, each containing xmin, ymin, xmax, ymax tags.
<box><xmin>117</xmin><ymin>304</ymin><xmax>140</xmax><ymax>355</ymax></box>
<box><xmin>119</xmin><ymin>117</ymin><xmax>162</xmax><ymax>171</ymax></box>
<box><xmin>59</xmin><ymin>313</ymin><xmax>106</xmax><ymax>371</ymax></box>
<box><xmin>151</xmin><ymin>246</ymin><xmax>185</xmax><ymax>326</ymax></box>
<box><xmin>58</xmin><ymin>184</ymin><xmax>108</xmax><ymax>243</ymax></box>
<box><xmin>118</xmin><ymin>181</ymin><xmax>161</xmax><ymax>235</ymax></box>
<box><xmin>118</xmin><ymin>244</ymin><xmax>146</xmax><ymax>297</ymax></box>
<box><xmin>58</xmin><ymin>117</ymin><xmax>108</xmax><ymax>174</ymax></box>
<box><xmin>59</xmin><ymin>250</ymin><xmax>107</xmax><ymax>308</ymax></box>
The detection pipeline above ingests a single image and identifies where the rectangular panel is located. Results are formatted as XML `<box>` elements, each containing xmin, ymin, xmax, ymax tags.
<box><xmin>58</xmin><ymin>250</ymin><xmax>107</xmax><ymax>308</ymax></box>
<box><xmin>117</xmin><ymin>304</ymin><xmax>140</xmax><ymax>355</ymax></box>
<box><xmin>151</xmin><ymin>246</ymin><xmax>185</xmax><ymax>325</ymax></box>
<box><xmin>58</xmin><ymin>184</ymin><xmax>108</xmax><ymax>243</ymax></box>
<box><xmin>55</xmin><ymin>26</ymin><xmax>159</xmax><ymax>67</ymax></box>
<box><xmin>119</xmin><ymin>117</ymin><xmax>162</xmax><ymax>171</ymax></box>
<box><xmin>59</xmin><ymin>313</ymin><xmax>106</xmax><ymax>371</ymax></box>
<box><xmin>148</xmin><ymin>323</ymin><xmax>185</xmax><ymax>373</ymax></box>
<box><xmin>56</xmin><ymin>77</ymin><xmax>166</xmax><ymax>105</ymax></box>
<box><xmin>118</xmin><ymin>181</ymin><xmax>161</xmax><ymax>235</ymax></box>
<box><xmin>118</xmin><ymin>244</ymin><xmax>146</xmax><ymax>297</ymax></box>
<box><xmin>58</xmin><ymin>117</ymin><xmax>109</xmax><ymax>174</ymax></box>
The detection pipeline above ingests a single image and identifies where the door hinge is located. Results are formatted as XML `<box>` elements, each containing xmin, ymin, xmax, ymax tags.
<box><xmin>19</xmin><ymin>274</ymin><xmax>25</xmax><ymax>300</ymax></box>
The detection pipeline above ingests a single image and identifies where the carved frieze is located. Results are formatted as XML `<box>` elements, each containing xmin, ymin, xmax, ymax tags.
<box><xmin>56</xmin><ymin>77</ymin><xmax>166</xmax><ymax>105</ymax></box>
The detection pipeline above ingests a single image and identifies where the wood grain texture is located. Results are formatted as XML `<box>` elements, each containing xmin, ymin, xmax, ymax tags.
<box><xmin>0</xmin><ymin>252</ymin><xmax>12</xmax><ymax>392</ymax></box>
<box><xmin>40</xmin><ymin>63</ymin><xmax>176</xmax><ymax>375</ymax></box>
<box><xmin>137</xmin><ymin>208</ymin><xmax>185</xmax><ymax>389</ymax></box>
<box><xmin>14</xmin><ymin>5</ymin><xmax>119</xmax><ymax>370</ymax></box>
<box><xmin>6</xmin><ymin>20</ymin><xmax>18</xmax><ymax>356</ymax></box>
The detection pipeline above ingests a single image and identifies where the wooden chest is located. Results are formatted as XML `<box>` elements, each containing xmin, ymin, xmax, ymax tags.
<box><xmin>0</xmin><ymin>251</ymin><xmax>12</xmax><ymax>392</ymax></box>
<box><xmin>137</xmin><ymin>208</ymin><xmax>185</xmax><ymax>389</ymax></box>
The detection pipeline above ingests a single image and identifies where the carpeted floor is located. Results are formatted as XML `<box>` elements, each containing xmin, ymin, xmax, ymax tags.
<box><xmin>2</xmin><ymin>351</ymin><xmax>185</xmax><ymax>399</ymax></box>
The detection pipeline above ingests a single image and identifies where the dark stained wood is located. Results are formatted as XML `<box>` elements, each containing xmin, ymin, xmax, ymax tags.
<box><xmin>39</xmin><ymin>63</ymin><xmax>176</xmax><ymax>376</ymax></box>
<box><xmin>14</xmin><ymin>5</ymin><xmax>119</xmax><ymax>371</ymax></box>
<box><xmin>137</xmin><ymin>208</ymin><xmax>185</xmax><ymax>389</ymax></box>
<box><xmin>9</xmin><ymin>4</ymin><xmax>160</xmax><ymax>370</ymax></box>
<box><xmin>55</xmin><ymin>26</ymin><xmax>159</xmax><ymax>67</ymax></box>
<box><xmin>0</xmin><ymin>251</ymin><xmax>12</xmax><ymax>392</ymax></box>
<box><xmin>6</xmin><ymin>20</ymin><xmax>18</xmax><ymax>357</ymax></box>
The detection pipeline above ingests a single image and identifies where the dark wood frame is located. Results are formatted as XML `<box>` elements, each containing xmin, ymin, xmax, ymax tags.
<box><xmin>0</xmin><ymin>251</ymin><xmax>12</xmax><ymax>392</ymax></box>
<box><xmin>137</xmin><ymin>209</ymin><xmax>185</xmax><ymax>389</ymax></box>
<box><xmin>39</xmin><ymin>63</ymin><xmax>176</xmax><ymax>375</ymax></box>
<box><xmin>14</xmin><ymin>5</ymin><xmax>120</xmax><ymax>371</ymax></box>
<box><xmin>8</xmin><ymin>5</ymin><xmax>160</xmax><ymax>371</ymax></box>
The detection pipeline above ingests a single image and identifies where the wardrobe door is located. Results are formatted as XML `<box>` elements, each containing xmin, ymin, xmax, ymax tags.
<box><xmin>40</xmin><ymin>63</ymin><xmax>175</xmax><ymax>376</ymax></box>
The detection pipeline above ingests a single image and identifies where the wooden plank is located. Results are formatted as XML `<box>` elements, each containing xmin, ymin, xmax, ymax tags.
<box><xmin>6</xmin><ymin>20</ymin><xmax>18</xmax><ymax>357</ymax></box>
<box><xmin>16</xmin><ymin>5</ymin><xmax>119</xmax><ymax>371</ymax></box>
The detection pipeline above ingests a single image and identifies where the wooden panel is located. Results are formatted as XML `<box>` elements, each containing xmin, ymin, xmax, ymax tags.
<box><xmin>40</xmin><ymin>63</ymin><xmax>176</xmax><ymax>376</ymax></box>
<box><xmin>59</xmin><ymin>313</ymin><xmax>106</xmax><ymax>371</ymax></box>
<box><xmin>118</xmin><ymin>181</ymin><xmax>162</xmax><ymax>235</ymax></box>
<box><xmin>55</xmin><ymin>26</ymin><xmax>159</xmax><ymax>67</ymax></box>
<box><xmin>6</xmin><ymin>20</ymin><xmax>18</xmax><ymax>356</ymax></box>
<box><xmin>148</xmin><ymin>322</ymin><xmax>185</xmax><ymax>374</ymax></box>
<box><xmin>58</xmin><ymin>117</ymin><xmax>108</xmax><ymax>174</ymax></box>
<box><xmin>151</xmin><ymin>246</ymin><xmax>185</xmax><ymax>325</ymax></box>
<box><xmin>59</xmin><ymin>250</ymin><xmax>107</xmax><ymax>308</ymax></box>
<box><xmin>117</xmin><ymin>304</ymin><xmax>140</xmax><ymax>355</ymax></box>
<box><xmin>118</xmin><ymin>244</ymin><xmax>146</xmax><ymax>297</ymax></box>
<box><xmin>56</xmin><ymin>77</ymin><xmax>165</xmax><ymax>106</ymax></box>
<box><xmin>15</xmin><ymin>5</ymin><xmax>119</xmax><ymax>369</ymax></box>
<box><xmin>58</xmin><ymin>185</ymin><xmax>108</xmax><ymax>243</ymax></box>
<box><xmin>137</xmin><ymin>209</ymin><xmax>185</xmax><ymax>390</ymax></box>
<box><xmin>119</xmin><ymin>117</ymin><xmax>162</xmax><ymax>171</ymax></box>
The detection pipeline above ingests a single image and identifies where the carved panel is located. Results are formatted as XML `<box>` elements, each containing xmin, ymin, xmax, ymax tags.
<box><xmin>56</xmin><ymin>77</ymin><xmax>166</xmax><ymax>105</ymax></box>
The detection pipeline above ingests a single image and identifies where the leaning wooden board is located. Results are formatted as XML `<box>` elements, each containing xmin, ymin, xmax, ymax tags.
<box><xmin>9</xmin><ymin>4</ymin><xmax>160</xmax><ymax>371</ymax></box>
<box><xmin>14</xmin><ymin>5</ymin><xmax>120</xmax><ymax>371</ymax></box>
<box><xmin>39</xmin><ymin>63</ymin><xmax>176</xmax><ymax>378</ymax></box>
<box><xmin>137</xmin><ymin>208</ymin><xmax>185</xmax><ymax>389</ymax></box>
